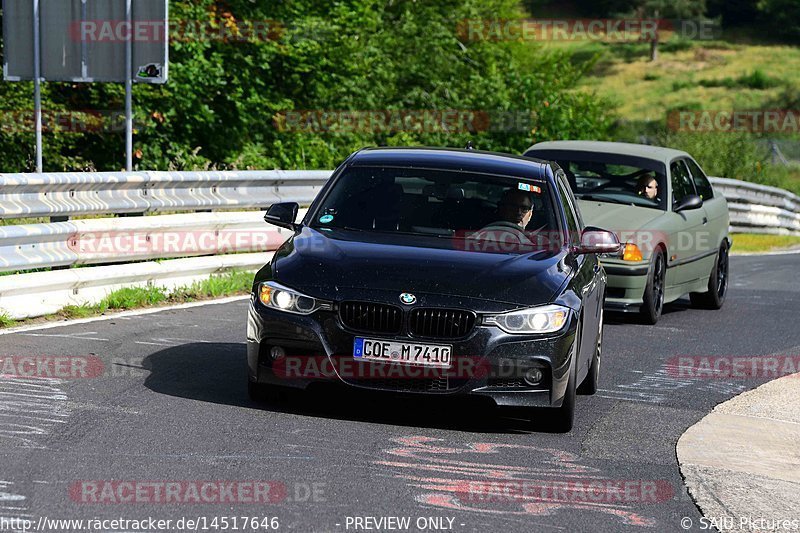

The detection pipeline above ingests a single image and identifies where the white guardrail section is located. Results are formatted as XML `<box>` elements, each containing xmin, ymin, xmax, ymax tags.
<box><xmin>0</xmin><ymin>170</ymin><xmax>330</xmax><ymax>218</ymax></box>
<box><xmin>709</xmin><ymin>177</ymin><xmax>800</xmax><ymax>236</ymax></box>
<box><xmin>0</xmin><ymin>169</ymin><xmax>326</xmax><ymax>320</ymax></box>
<box><xmin>0</xmin><ymin>171</ymin><xmax>796</xmax><ymax>320</ymax></box>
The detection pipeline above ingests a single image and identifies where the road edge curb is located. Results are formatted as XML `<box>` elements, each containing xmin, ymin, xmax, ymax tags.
<box><xmin>676</xmin><ymin>372</ymin><xmax>800</xmax><ymax>530</ymax></box>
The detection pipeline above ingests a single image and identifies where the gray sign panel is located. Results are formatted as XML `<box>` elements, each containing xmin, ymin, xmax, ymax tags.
<box><xmin>3</xmin><ymin>0</ymin><xmax>168</xmax><ymax>83</ymax></box>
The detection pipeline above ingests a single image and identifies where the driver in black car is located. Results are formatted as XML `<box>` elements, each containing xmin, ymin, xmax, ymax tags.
<box><xmin>496</xmin><ymin>188</ymin><xmax>534</xmax><ymax>229</ymax></box>
<box><xmin>472</xmin><ymin>188</ymin><xmax>535</xmax><ymax>248</ymax></box>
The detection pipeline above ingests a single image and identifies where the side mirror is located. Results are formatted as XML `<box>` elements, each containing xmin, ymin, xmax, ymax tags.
<box><xmin>264</xmin><ymin>202</ymin><xmax>300</xmax><ymax>230</ymax></box>
<box><xmin>574</xmin><ymin>227</ymin><xmax>621</xmax><ymax>255</ymax></box>
<box><xmin>674</xmin><ymin>194</ymin><xmax>703</xmax><ymax>212</ymax></box>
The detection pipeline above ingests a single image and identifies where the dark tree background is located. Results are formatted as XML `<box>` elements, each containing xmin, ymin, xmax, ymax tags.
<box><xmin>0</xmin><ymin>0</ymin><xmax>614</xmax><ymax>172</ymax></box>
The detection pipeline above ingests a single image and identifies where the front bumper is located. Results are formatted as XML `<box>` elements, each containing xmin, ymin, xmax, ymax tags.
<box><xmin>601</xmin><ymin>259</ymin><xmax>649</xmax><ymax>311</ymax></box>
<box><xmin>246</xmin><ymin>297</ymin><xmax>578</xmax><ymax>409</ymax></box>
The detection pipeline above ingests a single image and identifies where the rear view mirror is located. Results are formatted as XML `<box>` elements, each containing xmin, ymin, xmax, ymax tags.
<box><xmin>264</xmin><ymin>202</ymin><xmax>300</xmax><ymax>230</ymax></box>
<box><xmin>574</xmin><ymin>227</ymin><xmax>621</xmax><ymax>255</ymax></box>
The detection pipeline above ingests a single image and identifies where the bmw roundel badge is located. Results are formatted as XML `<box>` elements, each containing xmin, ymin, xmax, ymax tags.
<box><xmin>399</xmin><ymin>293</ymin><xmax>417</xmax><ymax>305</ymax></box>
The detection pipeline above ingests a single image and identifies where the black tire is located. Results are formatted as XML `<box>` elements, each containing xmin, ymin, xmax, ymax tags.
<box><xmin>578</xmin><ymin>307</ymin><xmax>602</xmax><ymax>396</ymax></box>
<box><xmin>640</xmin><ymin>249</ymin><xmax>666</xmax><ymax>325</ymax></box>
<box><xmin>690</xmin><ymin>241</ymin><xmax>729</xmax><ymax>310</ymax></box>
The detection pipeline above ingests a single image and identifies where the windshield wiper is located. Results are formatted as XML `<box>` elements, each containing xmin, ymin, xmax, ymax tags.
<box><xmin>319</xmin><ymin>225</ymin><xmax>367</xmax><ymax>232</ymax></box>
<box><xmin>375</xmin><ymin>229</ymin><xmax>455</xmax><ymax>238</ymax></box>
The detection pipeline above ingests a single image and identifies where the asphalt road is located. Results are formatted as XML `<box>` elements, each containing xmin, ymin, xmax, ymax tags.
<box><xmin>1</xmin><ymin>254</ymin><xmax>798</xmax><ymax>533</ymax></box>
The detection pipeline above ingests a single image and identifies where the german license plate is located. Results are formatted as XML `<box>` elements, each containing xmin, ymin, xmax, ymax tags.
<box><xmin>353</xmin><ymin>338</ymin><xmax>452</xmax><ymax>368</ymax></box>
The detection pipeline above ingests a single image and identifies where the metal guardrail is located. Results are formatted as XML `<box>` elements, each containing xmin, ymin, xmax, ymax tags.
<box><xmin>0</xmin><ymin>211</ymin><xmax>294</xmax><ymax>273</ymax></box>
<box><xmin>709</xmin><ymin>177</ymin><xmax>800</xmax><ymax>235</ymax></box>
<box><xmin>0</xmin><ymin>170</ymin><xmax>797</xmax><ymax>320</ymax></box>
<box><xmin>0</xmin><ymin>253</ymin><xmax>272</xmax><ymax>320</ymax></box>
<box><xmin>0</xmin><ymin>170</ymin><xmax>330</xmax><ymax>218</ymax></box>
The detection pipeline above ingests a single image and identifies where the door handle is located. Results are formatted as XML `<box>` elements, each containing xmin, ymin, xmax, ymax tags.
<box><xmin>702</xmin><ymin>217</ymin><xmax>708</xmax><ymax>225</ymax></box>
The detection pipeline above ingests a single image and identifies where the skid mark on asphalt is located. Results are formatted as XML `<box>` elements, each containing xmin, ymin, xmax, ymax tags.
<box><xmin>135</xmin><ymin>337</ymin><xmax>215</xmax><ymax>347</ymax></box>
<box><xmin>598</xmin><ymin>363</ymin><xmax>749</xmax><ymax>404</ymax></box>
<box><xmin>19</xmin><ymin>331</ymin><xmax>109</xmax><ymax>342</ymax></box>
<box><xmin>375</xmin><ymin>436</ymin><xmax>664</xmax><ymax>527</ymax></box>
<box><xmin>0</xmin><ymin>481</ymin><xmax>33</xmax><ymax>532</ymax></box>
<box><xmin>0</xmin><ymin>377</ymin><xmax>70</xmax><ymax>448</ymax></box>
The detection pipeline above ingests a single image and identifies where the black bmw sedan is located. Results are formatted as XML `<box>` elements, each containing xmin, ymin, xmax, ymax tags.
<box><xmin>247</xmin><ymin>147</ymin><xmax>619</xmax><ymax>431</ymax></box>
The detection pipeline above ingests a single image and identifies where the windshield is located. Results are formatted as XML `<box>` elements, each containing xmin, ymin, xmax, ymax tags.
<box><xmin>527</xmin><ymin>150</ymin><xmax>668</xmax><ymax>211</ymax></box>
<box><xmin>309</xmin><ymin>166</ymin><xmax>563</xmax><ymax>253</ymax></box>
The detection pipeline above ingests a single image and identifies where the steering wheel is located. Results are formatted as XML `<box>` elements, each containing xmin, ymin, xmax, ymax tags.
<box><xmin>586</xmin><ymin>180</ymin><xmax>625</xmax><ymax>193</ymax></box>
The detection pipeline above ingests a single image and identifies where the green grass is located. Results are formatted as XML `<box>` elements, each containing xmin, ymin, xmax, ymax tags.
<box><xmin>544</xmin><ymin>40</ymin><xmax>800</xmax><ymax>122</ymax></box>
<box><xmin>538</xmin><ymin>38</ymin><xmax>800</xmax><ymax>195</ymax></box>
<box><xmin>697</xmin><ymin>69</ymin><xmax>782</xmax><ymax>90</ymax></box>
<box><xmin>0</xmin><ymin>313</ymin><xmax>16</xmax><ymax>328</ymax></box>
<box><xmin>60</xmin><ymin>305</ymin><xmax>100</xmax><ymax>320</ymax></box>
<box><xmin>0</xmin><ymin>269</ymin><xmax>255</xmax><ymax>329</ymax></box>
<box><xmin>732</xmin><ymin>233</ymin><xmax>800</xmax><ymax>253</ymax></box>
<box><xmin>170</xmin><ymin>270</ymin><xmax>255</xmax><ymax>300</ymax></box>
<box><xmin>102</xmin><ymin>285</ymin><xmax>169</xmax><ymax>310</ymax></box>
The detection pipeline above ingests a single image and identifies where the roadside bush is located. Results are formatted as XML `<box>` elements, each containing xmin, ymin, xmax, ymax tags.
<box><xmin>0</xmin><ymin>0</ymin><xmax>614</xmax><ymax>172</ymax></box>
<box><xmin>657</xmin><ymin>131</ymin><xmax>767</xmax><ymax>180</ymax></box>
<box><xmin>698</xmin><ymin>69</ymin><xmax>782</xmax><ymax>90</ymax></box>
<box><xmin>655</xmin><ymin>131</ymin><xmax>800</xmax><ymax>196</ymax></box>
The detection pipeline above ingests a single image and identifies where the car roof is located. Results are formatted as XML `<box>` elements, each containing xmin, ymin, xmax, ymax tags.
<box><xmin>350</xmin><ymin>147</ymin><xmax>552</xmax><ymax>181</ymax></box>
<box><xmin>524</xmin><ymin>141</ymin><xmax>690</xmax><ymax>164</ymax></box>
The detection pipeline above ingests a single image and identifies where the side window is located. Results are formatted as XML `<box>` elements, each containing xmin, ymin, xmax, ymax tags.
<box><xmin>685</xmin><ymin>159</ymin><xmax>714</xmax><ymax>200</ymax></box>
<box><xmin>557</xmin><ymin>178</ymin><xmax>580</xmax><ymax>244</ymax></box>
<box><xmin>670</xmin><ymin>160</ymin><xmax>696</xmax><ymax>208</ymax></box>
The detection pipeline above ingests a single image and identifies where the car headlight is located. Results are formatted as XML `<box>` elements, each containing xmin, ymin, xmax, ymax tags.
<box><xmin>483</xmin><ymin>304</ymin><xmax>570</xmax><ymax>334</ymax></box>
<box><xmin>257</xmin><ymin>281</ymin><xmax>331</xmax><ymax>315</ymax></box>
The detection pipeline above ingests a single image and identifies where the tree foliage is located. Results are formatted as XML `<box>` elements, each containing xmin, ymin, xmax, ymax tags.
<box><xmin>0</xmin><ymin>0</ymin><xmax>613</xmax><ymax>172</ymax></box>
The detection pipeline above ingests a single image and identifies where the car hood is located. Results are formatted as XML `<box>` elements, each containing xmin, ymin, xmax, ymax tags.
<box><xmin>271</xmin><ymin>227</ymin><xmax>572</xmax><ymax>310</ymax></box>
<box><xmin>577</xmin><ymin>200</ymin><xmax>667</xmax><ymax>237</ymax></box>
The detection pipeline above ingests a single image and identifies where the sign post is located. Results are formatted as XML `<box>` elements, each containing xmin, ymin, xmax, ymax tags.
<box><xmin>32</xmin><ymin>0</ymin><xmax>42</xmax><ymax>172</ymax></box>
<box><xmin>2</xmin><ymin>0</ymin><xmax>169</xmax><ymax>172</ymax></box>
<box><xmin>125</xmin><ymin>0</ymin><xmax>133</xmax><ymax>171</ymax></box>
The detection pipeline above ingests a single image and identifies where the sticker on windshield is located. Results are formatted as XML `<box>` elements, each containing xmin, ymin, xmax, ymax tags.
<box><xmin>518</xmin><ymin>182</ymin><xmax>542</xmax><ymax>194</ymax></box>
<box><xmin>319</xmin><ymin>214</ymin><xmax>334</xmax><ymax>224</ymax></box>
